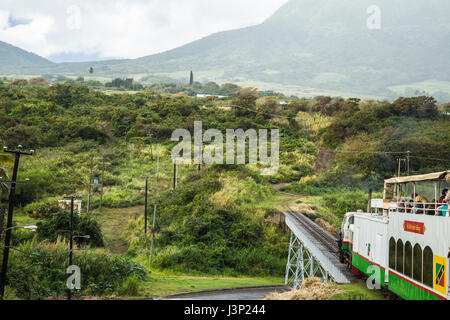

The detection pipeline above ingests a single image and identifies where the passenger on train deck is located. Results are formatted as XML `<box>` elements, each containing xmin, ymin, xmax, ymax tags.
<box><xmin>436</xmin><ymin>205</ymin><xmax>448</xmax><ymax>216</ymax></box>
<box><xmin>412</xmin><ymin>193</ymin><xmax>428</xmax><ymax>214</ymax></box>
<box><xmin>436</xmin><ymin>190</ymin><xmax>449</xmax><ymax>217</ymax></box>
<box><xmin>415</xmin><ymin>193</ymin><xmax>429</xmax><ymax>203</ymax></box>
<box><xmin>439</xmin><ymin>189</ymin><xmax>448</xmax><ymax>204</ymax></box>
<box><xmin>408</xmin><ymin>200</ymin><xmax>414</xmax><ymax>213</ymax></box>
<box><xmin>444</xmin><ymin>189</ymin><xmax>450</xmax><ymax>202</ymax></box>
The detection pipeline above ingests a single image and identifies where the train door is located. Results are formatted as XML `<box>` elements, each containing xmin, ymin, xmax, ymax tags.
<box><xmin>354</xmin><ymin>226</ymin><xmax>360</xmax><ymax>254</ymax></box>
<box><xmin>374</xmin><ymin>234</ymin><xmax>384</xmax><ymax>265</ymax></box>
<box><xmin>448</xmin><ymin>251</ymin><xmax>450</xmax><ymax>298</ymax></box>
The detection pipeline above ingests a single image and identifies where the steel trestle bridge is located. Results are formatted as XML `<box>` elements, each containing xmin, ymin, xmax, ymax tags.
<box><xmin>283</xmin><ymin>209</ymin><xmax>357</xmax><ymax>289</ymax></box>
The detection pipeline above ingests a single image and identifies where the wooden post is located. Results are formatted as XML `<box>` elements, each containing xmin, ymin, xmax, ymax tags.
<box><xmin>173</xmin><ymin>163</ymin><xmax>176</xmax><ymax>190</ymax></box>
<box><xmin>150</xmin><ymin>136</ymin><xmax>153</xmax><ymax>161</ymax></box>
<box><xmin>156</xmin><ymin>144</ymin><xmax>160</xmax><ymax>182</ymax></box>
<box><xmin>144</xmin><ymin>177</ymin><xmax>148</xmax><ymax>235</ymax></box>
<box><xmin>100</xmin><ymin>158</ymin><xmax>104</xmax><ymax>212</ymax></box>
<box><xmin>149</xmin><ymin>204</ymin><xmax>157</xmax><ymax>269</ymax></box>
<box><xmin>87</xmin><ymin>157</ymin><xmax>93</xmax><ymax>214</ymax></box>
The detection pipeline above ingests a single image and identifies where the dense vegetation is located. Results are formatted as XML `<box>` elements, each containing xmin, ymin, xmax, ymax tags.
<box><xmin>0</xmin><ymin>80</ymin><xmax>448</xmax><ymax>299</ymax></box>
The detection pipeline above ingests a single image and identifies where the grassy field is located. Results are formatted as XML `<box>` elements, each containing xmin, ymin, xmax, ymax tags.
<box><xmin>91</xmin><ymin>205</ymin><xmax>286</xmax><ymax>299</ymax></box>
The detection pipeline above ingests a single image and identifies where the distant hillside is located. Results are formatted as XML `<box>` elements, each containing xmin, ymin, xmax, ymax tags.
<box><xmin>0</xmin><ymin>41</ymin><xmax>53</xmax><ymax>72</ymax></box>
<box><xmin>2</xmin><ymin>0</ymin><xmax>450</xmax><ymax>98</ymax></box>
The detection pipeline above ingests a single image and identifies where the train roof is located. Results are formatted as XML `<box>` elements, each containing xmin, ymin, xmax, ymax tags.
<box><xmin>353</xmin><ymin>212</ymin><xmax>389</xmax><ymax>223</ymax></box>
<box><xmin>385</xmin><ymin>170</ymin><xmax>450</xmax><ymax>184</ymax></box>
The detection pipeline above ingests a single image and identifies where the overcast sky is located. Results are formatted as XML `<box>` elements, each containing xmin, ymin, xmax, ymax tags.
<box><xmin>0</xmin><ymin>0</ymin><xmax>288</xmax><ymax>62</ymax></box>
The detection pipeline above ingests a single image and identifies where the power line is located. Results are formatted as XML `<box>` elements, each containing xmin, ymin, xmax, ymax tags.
<box><xmin>326</xmin><ymin>150</ymin><xmax>449</xmax><ymax>164</ymax></box>
<box><xmin>5</xmin><ymin>246</ymin><xmax>90</xmax><ymax>258</ymax></box>
<box><xmin>322</xmin><ymin>150</ymin><xmax>448</xmax><ymax>163</ymax></box>
<box><xmin>410</xmin><ymin>156</ymin><xmax>450</xmax><ymax>163</ymax></box>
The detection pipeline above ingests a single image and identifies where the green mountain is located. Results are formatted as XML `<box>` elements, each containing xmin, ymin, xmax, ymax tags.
<box><xmin>2</xmin><ymin>0</ymin><xmax>450</xmax><ymax>97</ymax></box>
<box><xmin>0</xmin><ymin>41</ymin><xmax>53</xmax><ymax>72</ymax></box>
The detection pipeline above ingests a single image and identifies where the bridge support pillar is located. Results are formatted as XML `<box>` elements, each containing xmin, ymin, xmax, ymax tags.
<box><xmin>285</xmin><ymin>232</ymin><xmax>331</xmax><ymax>289</ymax></box>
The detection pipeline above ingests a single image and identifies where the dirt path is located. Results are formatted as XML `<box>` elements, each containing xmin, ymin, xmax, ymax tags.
<box><xmin>315</xmin><ymin>147</ymin><xmax>335</xmax><ymax>172</ymax></box>
<box><xmin>93</xmin><ymin>206</ymin><xmax>144</xmax><ymax>254</ymax></box>
<box><xmin>272</xmin><ymin>183</ymin><xmax>288</xmax><ymax>192</ymax></box>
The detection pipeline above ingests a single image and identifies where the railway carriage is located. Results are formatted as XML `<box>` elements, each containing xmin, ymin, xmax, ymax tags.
<box><xmin>340</xmin><ymin>171</ymin><xmax>450</xmax><ymax>300</ymax></box>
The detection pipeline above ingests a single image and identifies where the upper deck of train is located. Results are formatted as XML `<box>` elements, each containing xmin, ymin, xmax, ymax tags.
<box><xmin>382</xmin><ymin>170</ymin><xmax>450</xmax><ymax>217</ymax></box>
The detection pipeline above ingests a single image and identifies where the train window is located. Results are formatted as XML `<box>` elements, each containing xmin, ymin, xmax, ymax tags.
<box><xmin>349</xmin><ymin>216</ymin><xmax>354</xmax><ymax>225</ymax></box>
<box><xmin>389</xmin><ymin>237</ymin><xmax>396</xmax><ymax>270</ymax></box>
<box><xmin>404</xmin><ymin>242</ymin><xmax>412</xmax><ymax>278</ymax></box>
<box><xmin>423</xmin><ymin>246</ymin><xmax>433</xmax><ymax>288</ymax></box>
<box><xmin>396</xmin><ymin>239</ymin><xmax>404</xmax><ymax>273</ymax></box>
<box><xmin>413</xmin><ymin>244</ymin><xmax>422</xmax><ymax>283</ymax></box>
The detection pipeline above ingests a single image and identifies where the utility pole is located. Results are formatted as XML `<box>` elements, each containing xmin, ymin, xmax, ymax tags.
<box><xmin>156</xmin><ymin>144</ymin><xmax>160</xmax><ymax>182</ymax></box>
<box><xmin>87</xmin><ymin>156</ymin><xmax>104</xmax><ymax>213</ymax></box>
<box><xmin>124</xmin><ymin>120</ymin><xmax>131</xmax><ymax>173</ymax></box>
<box><xmin>406</xmin><ymin>151</ymin><xmax>411</xmax><ymax>176</ymax></box>
<box><xmin>64</xmin><ymin>194</ymin><xmax>75</xmax><ymax>301</ymax></box>
<box><xmin>64</xmin><ymin>194</ymin><xmax>86</xmax><ymax>301</ymax></box>
<box><xmin>173</xmin><ymin>162</ymin><xmax>177</xmax><ymax>190</ymax></box>
<box><xmin>0</xmin><ymin>145</ymin><xmax>34</xmax><ymax>300</ymax></box>
<box><xmin>397</xmin><ymin>158</ymin><xmax>406</xmax><ymax>177</ymax></box>
<box><xmin>144</xmin><ymin>177</ymin><xmax>148</xmax><ymax>235</ymax></box>
<box><xmin>128</xmin><ymin>143</ymin><xmax>134</xmax><ymax>173</ymax></box>
<box><xmin>87</xmin><ymin>157</ymin><xmax>93</xmax><ymax>214</ymax></box>
<box><xmin>149</xmin><ymin>204</ymin><xmax>157</xmax><ymax>269</ymax></box>
<box><xmin>100</xmin><ymin>158</ymin><xmax>104</xmax><ymax>211</ymax></box>
<box><xmin>176</xmin><ymin>161</ymin><xmax>179</xmax><ymax>188</ymax></box>
<box><xmin>304</xmin><ymin>120</ymin><xmax>309</xmax><ymax>156</ymax></box>
<box><xmin>147</xmin><ymin>132</ymin><xmax>154</xmax><ymax>161</ymax></box>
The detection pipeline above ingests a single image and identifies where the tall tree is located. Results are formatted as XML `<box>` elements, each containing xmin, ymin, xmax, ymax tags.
<box><xmin>189</xmin><ymin>71</ymin><xmax>194</xmax><ymax>86</ymax></box>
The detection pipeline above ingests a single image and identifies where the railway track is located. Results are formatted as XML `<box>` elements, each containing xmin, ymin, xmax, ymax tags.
<box><xmin>283</xmin><ymin>206</ymin><xmax>357</xmax><ymax>283</ymax></box>
<box><xmin>283</xmin><ymin>206</ymin><xmax>340</xmax><ymax>260</ymax></box>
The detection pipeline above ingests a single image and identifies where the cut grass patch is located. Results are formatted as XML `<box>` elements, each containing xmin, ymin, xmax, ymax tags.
<box><xmin>138</xmin><ymin>271</ymin><xmax>284</xmax><ymax>298</ymax></box>
<box><xmin>92</xmin><ymin>205</ymin><xmax>145</xmax><ymax>254</ymax></box>
<box><xmin>331</xmin><ymin>281</ymin><xmax>387</xmax><ymax>300</ymax></box>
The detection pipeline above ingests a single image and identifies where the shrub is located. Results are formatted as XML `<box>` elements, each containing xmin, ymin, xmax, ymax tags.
<box><xmin>118</xmin><ymin>275</ymin><xmax>142</xmax><ymax>296</ymax></box>
<box><xmin>36</xmin><ymin>211</ymin><xmax>104</xmax><ymax>247</ymax></box>
<box><xmin>3</xmin><ymin>239</ymin><xmax>146</xmax><ymax>299</ymax></box>
<box><xmin>29</xmin><ymin>78</ymin><xmax>49</xmax><ymax>86</ymax></box>
<box><xmin>102</xmin><ymin>187</ymin><xmax>143</xmax><ymax>208</ymax></box>
<box><xmin>323</xmin><ymin>191</ymin><xmax>368</xmax><ymax>218</ymax></box>
<box><xmin>24</xmin><ymin>198</ymin><xmax>61</xmax><ymax>219</ymax></box>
